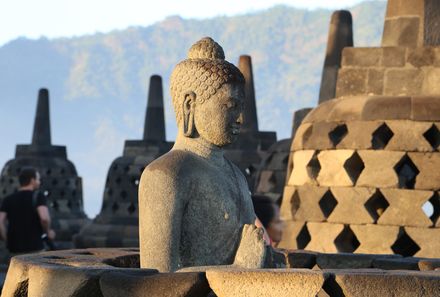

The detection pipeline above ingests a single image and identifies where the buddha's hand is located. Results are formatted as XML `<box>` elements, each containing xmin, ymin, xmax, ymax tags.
<box><xmin>233</xmin><ymin>224</ymin><xmax>267</xmax><ymax>269</ymax></box>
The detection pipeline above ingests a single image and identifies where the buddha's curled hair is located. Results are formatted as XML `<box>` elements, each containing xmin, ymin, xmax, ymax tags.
<box><xmin>170</xmin><ymin>37</ymin><xmax>245</xmax><ymax>124</ymax></box>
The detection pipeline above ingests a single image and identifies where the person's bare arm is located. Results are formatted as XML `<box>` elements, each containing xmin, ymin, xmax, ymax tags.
<box><xmin>0</xmin><ymin>212</ymin><xmax>7</xmax><ymax>241</ymax></box>
<box><xmin>37</xmin><ymin>206</ymin><xmax>55</xmax><ymax>239</ymax></box>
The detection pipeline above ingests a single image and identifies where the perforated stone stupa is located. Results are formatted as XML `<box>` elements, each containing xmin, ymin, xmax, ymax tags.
<box><xmin>280</xmin><ymin>0</ymin><xmax>440</xmax><ymax>258</ymax></box>
<box><xmin>0</xmin><ymin>89</ymin><xmax>88</xmax><ymax>248</ymax></box>
<box><xmin>254</xmin><ymin>109</ymin><xmax>312</xmax><ymax>205</ymax></box>
<box><xmin>224</xmin><ymin>55</ymin><xmax>277</xmax><ymax>190</ymax></box>
<box><xmin>74</xmin><ymin>75</ymin><xmax>173</xmax><ymax>248</ymax></box>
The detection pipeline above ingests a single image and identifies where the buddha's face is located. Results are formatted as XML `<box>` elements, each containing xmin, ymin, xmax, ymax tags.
<box><xmin>194</xmin><ymin>83</ymin><xmax>244</xmax><ymax>147</ymax></box>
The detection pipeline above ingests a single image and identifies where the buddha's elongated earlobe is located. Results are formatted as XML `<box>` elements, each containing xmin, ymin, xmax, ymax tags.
<box><xmin>183</xmin><ymin>92</ymin><xmax>196</xmax><ymax>137</ymax></box>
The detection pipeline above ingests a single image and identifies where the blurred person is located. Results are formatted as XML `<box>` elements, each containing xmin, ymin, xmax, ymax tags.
<box><xmin>0</xmin><ymin>167</ymin><xmax>55</xmax><ymax>254</ymax></box>
<box><xmin>252</xmin><ymin>194</ymin><xmax>284</xmax><ymax>247</ymax></box>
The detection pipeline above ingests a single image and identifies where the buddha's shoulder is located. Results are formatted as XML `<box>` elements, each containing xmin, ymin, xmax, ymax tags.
<box><xmin>144</xmin><ymin>149</ymin><xmax>206</xmax><ymax>176</ymax></box>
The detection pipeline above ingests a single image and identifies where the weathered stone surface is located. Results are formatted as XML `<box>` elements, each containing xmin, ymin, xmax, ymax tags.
<box><xmin>336</xmin><ymin>121</ymin><xmax>382</xmax><ymax>149</ymax></box>
<box><xmin>286</xmin><ymin>250</ymin><xmax>317</xmax><ymax>269</ymax></box>
<box><xmin>280</xmin><ymin>186</ymin><xmax>295</xmax><ymax>220</ymax></box>
<box><xmin>291</xmin><ymin>123</ymin><xmax>312</xmax><ymax>150</ymax></box>
<box><xmin>411</xmin><ymin>96</ymin><xmax>440</xmax><ymax>121</ymax></box>
<box><xmin>100</xmin><ymin>271</ymin><xmax>211</xmax><ymax>297</ymax></box>
<box><xmin>334</xmin><ymin>270</ymin><xmax>440</xmax><ymax>297</ymax></box>
<box><xmin>382</xmin><ymin>47</ymin><xmax>406</xmax><ymax>67</ymax></box>
<box><xmin>291</xmin><ymin>108</ymin><xmax>313</xmax><ymax>138</ymax></box>
<box><xmin>317</xmin><ymin>150</ymin><xmax>357</xmax><ymax>187</ymax></box>
<box><xmin>356</xmin><ymin>150</ymin><xmax>404</xmax><ymax>188</ymax></box>
<box><xmin>2</xmin><ymin>257</ymin><xmax>30</xmax><ymax>297</ymax></box>
<box><xmin>409</xmin><ymin>152</ymin><xmax>440</xmax><ymax>190</ymax></box>
<box><xmin>386</xmin><ymin>121</ymin><xmax>433</xmax><ymax>152</ymax></box>
<box><xmin>422</xmin><ymin>68</ymin><xmax>440</xmax><ymax>95</ymax></box>
<box><xmin>378</xmin><ymin>189</ymin><xmax>433</xmax><ymax>227</ymax></box>
<box><xmin>325</xmin><ymin>97</ymin><xmax>368</xmax><ymax>122</ymax></box>
<box><xmin>336</xmin><ymin>68</ymin><xmax>367</xmax><ymax>97</ymax></box>
<box><xmin>282</xmin><ymin>185</ymin><xmax>329</xmax><ymax>222</ymax></box>
<box><xmin>366</xmin><ymin>69</ymin><xmax>384</xmax><ymax>95</ymax></box>
<box><xmin>254</xmin><ymin>138</ymin><xmax>291</xmax><ymax>205</ymax></box>
<box><xmin>405</xmin><ymin>227</ymin><xmax>440</xmax><ymax>258</ymax></box>
<box><xmin>341</xmin><ymin>48</ymin><xmax>381</xmax><ymax>67</ymax></box>
<box><xmin>277</xmin><ymin>221</ymin><xmax>307</xmax><ymax>250</ymax></box>
<box><xmin>407</xmin><ymin>47</ymin><xmax>435</xmax><ymax>67</ymax></box>
<box><xmin>306</xmin><ymin>222</ymin><xmax>344</xmax><ymax>253</ymax></box>
<box><xmin>382</xmin><ymin>17</ymin><xmax>421</xmax><ymax>47</ymax></box>
<box><xmin>361</xmin><ymin>96</ymin><xmax>411</xmax><ymax>120</ymax></box>
<box><xmin>27</xmin><ymin>265</ymin><xmax>104</xmax><ymax>297</ymax></box>
<box><xmin>382</xmin><ymin>0</ymin><xmax>440</xmax><ymax>46</ymax></box>
<box><xmin>351</xmin><ymin>224</ymin><xmax>400</xmax><ymax>254</ymax></box>
<box><xmin>316</xmin><ymin>253</ymin><xmax>399</xmax><ymax>270</ymax></box>
<box><xmin>327</xmin><ymin>187</ymin><xmax>376</xmax><ymax>224</ymax></box>
<box><xmin>288</xmin><ymin>150</ymin><xmax>318</xmax><ymax>186</ymax></box>
<box><xmin>372</xmin><ymin>257</ymin><xmax>419</xmax><ymax>270</ymax></box>
<box><xmin>206</xmin><ymin>268</ymin><xmax>325</xmax><ymax>297</ymax></box>
<box><xmin>418</xmin><ymin>259</ymin><xmax>440</xmax><ymax>271</ymax></box>
<box><xmin>384</xmin><ymin>69</ymin><xmax>424</xmax><ymax>96</ymax></box>
<box><xmin>319</xmin><ymin>10</ymin><xmax>353</xmax><ymax>103</ymax></box>
<box><xmin>303</xmin><ymin>122</ymin><xmax>340</xmax><ymax>150</ymax></box>
<box><xmin>302</xmin><ymin>99</ymin><xmax>338</xmax><ymax>123</ymax></box>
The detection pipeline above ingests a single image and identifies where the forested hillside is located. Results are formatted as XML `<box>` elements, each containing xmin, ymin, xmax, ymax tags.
<box><xmin>0</xmin><ymin>1</ymin><xmax>386</xmax><ymax>216</ymax></box>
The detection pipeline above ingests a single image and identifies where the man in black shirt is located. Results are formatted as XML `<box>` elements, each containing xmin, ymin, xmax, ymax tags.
<box><xmin>0</xmin><ymin>167</ymin><xmax>55</xmax><ymax>253</ymax></box>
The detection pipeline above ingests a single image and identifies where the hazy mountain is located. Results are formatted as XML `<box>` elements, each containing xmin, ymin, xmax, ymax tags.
<box><xmin>0</xmin><ymin>1</ymin><xmax>386</xmax><ymax>216</ymax></box>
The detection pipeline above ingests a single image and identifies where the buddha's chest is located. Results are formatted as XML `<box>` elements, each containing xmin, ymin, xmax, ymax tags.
<box><xmin>184</xmin><ymin>169</ymin><xmax>255</xmax><ymax>231</ymax></box>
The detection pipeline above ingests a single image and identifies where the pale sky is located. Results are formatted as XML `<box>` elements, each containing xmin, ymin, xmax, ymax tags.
<box><xmin>0</xmin><ymin>0</ymin><xmax>381</xmax><ymax>46</ymax></box>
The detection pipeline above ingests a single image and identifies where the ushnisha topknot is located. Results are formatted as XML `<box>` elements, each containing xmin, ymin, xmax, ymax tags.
<box><xmin>187</xmin><ymin>37</ymin><xmax>225</xmax><ymax>60</ymax></box>
<box><xmin>170</xmin><ymin>37</ymin><xmax>245</xmax><ymax>125</ymax></box>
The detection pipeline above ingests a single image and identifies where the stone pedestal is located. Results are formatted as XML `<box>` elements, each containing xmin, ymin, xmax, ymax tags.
<box><xmin>2</xmin><ymin>248</ymin><xmax>440</xmax><ymax>297</ymax></box>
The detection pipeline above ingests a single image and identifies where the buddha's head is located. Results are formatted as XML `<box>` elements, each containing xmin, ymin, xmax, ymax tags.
<box><xmin>170</xmin><ymin>37</ymin><xmax>245</xmax><ymax>147</ymax></box>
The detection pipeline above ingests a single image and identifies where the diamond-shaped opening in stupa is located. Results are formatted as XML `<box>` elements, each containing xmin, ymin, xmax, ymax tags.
<box><xmin>364</xmin><ymin>189</ymin><xmax>390</xmax><ymax>222</ymax></box>
<box><xmin>422</xmin><ymin>192</ymin><xmax>440</xmax><ymax>225</ymax></box>
<box><xmin>394</xmin><ymin>154</ymin><xmax>419</xmax><ymax>189</ymax></box>
<box><xmin>423</xmin><ymin>124</ymin><xmax>440</xmax><ymax>150</ymax></box>
<box><xmin>319</xmin><ymin>190</ymin><xmax>338</xmax><ymax>218</ymax></box>
<box><xmin>306</xmin><ymin>151</ymin><xmax>321</xmax><ymax>180</ymax></box>
<box><xmin>343</xmin><ymin>151</ymin><xmax>365</xmax><ymax>184</ymax></box>
<box><xmin>334</xmin><ymin>225</ymin><xmax>360</xmax><ymax>253</ymax></box>
<box><xmin>391</xmin><ymin>229</ymin><xmax>420</xmax><ymax>257</ymax></box>
<box><xmin>291</xmin><ymin>190</ymin><xmax>301</xmax><ymax>219</ymax></box>
<box><xmin>372</xmin><ymin>123</ymin><xmax>394</xmax><ymax>149</ymax></box>
<box><xmin>328</xmin><ymin>124</ymin><xmax>348</xmax><ymax>147</ymax></box>
<box><xmin>296</xmin><ymin>224</ymin><xmax>311</xmax><ymax>249</ymax></box>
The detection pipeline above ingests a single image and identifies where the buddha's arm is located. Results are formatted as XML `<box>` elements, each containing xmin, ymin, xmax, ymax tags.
<box><xmin>138</xmin><ymin>168</ymin><xmax>184</xmax><ymax>272</ymax></box>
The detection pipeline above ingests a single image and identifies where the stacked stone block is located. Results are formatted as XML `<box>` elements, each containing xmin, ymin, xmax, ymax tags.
<box><xmin>254</xmin><ymin>109</ymin><xmax>312</xmax><ymax>204</ymax></box>
<box><xmin>280</xmin><ymin>0</ymin><xmax>440</xmax><ymax>258</ymax></box>
<box><xmin>279</xmin><ymin>96</ymin><xmax>440</xmax><ymax>258</ymax></box>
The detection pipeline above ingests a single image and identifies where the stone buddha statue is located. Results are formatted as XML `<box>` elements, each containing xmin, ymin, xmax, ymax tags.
<box><xmin>139</xmin><ymin>37</ymin><xmax>267</xmax><ymax>272</ymax></box>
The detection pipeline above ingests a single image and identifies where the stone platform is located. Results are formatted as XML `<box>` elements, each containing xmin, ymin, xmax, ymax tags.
<box><xmin>2</xmin><ymin>248</ymin><xmax>440</xmax><ymax>297</ymax></box>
